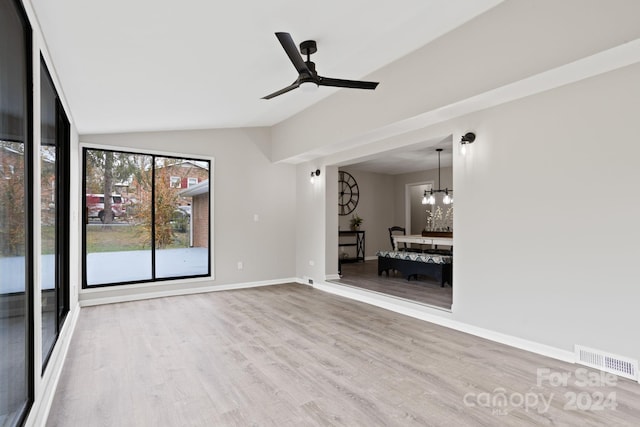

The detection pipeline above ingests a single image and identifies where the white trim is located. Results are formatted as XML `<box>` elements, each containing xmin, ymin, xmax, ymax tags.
<box><xmin>78</xmin><ymin>277</ymin><xmax>299</xmax><ymax>307</ymax></box>
<box><xmin>314</xmin><ymin>280</ymin><xmax>575</xmax><ymax>364</ymax></box>
<box><xmin>26</xmin><ymin>303</ymin><xmax>81</xmax><ymax>427</ymax></box>
<box><xmin>179</xmin><ymin>179</ymin><xmax>208</xmax><ymax>196</ymax></box>
<box><xmin>325</xmin><ymin>273</ymin><xmax>341</xmax><ymax>281</ymax></box>
<box><xmin>295</xmin><ymin>278</ymin><xmax>314</xmax><ymax>286</ymax></box>
<box><xmin>364</xmin><ymin>255</ymin><xmax>377</xmax><ymax>261</ymax></box>
<box><xmin>80</xmin><ymin>275</ymin><xmax>215</xmax><ymax>294</ymax></box>
<box><xmin>169</xmin><ymin>175</ymin><xmax>181</xmax><ymax>188</ymax></box>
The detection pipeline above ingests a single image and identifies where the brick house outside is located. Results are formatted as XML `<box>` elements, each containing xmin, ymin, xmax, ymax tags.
<box><xmin>179</xmin><ymin>179</ymin><xmax>209</xmax><ymax>248</ymax></box>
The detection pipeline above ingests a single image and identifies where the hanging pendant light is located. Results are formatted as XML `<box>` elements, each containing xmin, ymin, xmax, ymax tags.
<box><xmin>428</xmin><ymin>191</ymin><xmax>435</xmax><ymax>205</ymax></box>
<box><xmin>421</xmin><ymin>148</ymin><xmax>452</xmax><ymax>205</ymax></box>
<box><xmin>443</xmin><ymin>189</ymin><xmax>452</xmax><ymax>205</ymax></box>
<box><xmin>422</xmin><ymin>189</ymin><xmax>436</xmax><ymax>205</ymax></box>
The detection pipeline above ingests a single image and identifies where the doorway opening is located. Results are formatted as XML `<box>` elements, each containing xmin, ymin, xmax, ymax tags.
<box><xmin>328</xmin><ymin>136</ymin><xmax>454</xmax><ymax>310</ymax></box>
<box><xmin>406</xmin><ymin>181</ymin><xmax>433</xmax><ymax>235</ymax></box>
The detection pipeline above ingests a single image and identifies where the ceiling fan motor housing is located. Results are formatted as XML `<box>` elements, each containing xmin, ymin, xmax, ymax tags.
<box><xmin>299</xmin><ymin>40</ymin><xmax>317</xmax><ymax>56</ymax></box>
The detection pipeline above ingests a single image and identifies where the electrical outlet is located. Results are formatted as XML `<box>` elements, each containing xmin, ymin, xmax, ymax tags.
<box><xmin>308</xmin><ymin>278</ymin><xmax>314</xmax><ymax>285</ymax></box>
<box><xmin>309</xmin><ymin>260</ymin><xmax>315</xmax><ymax>266</ymax></box>
<box><xmin>237</xmin><ymin>261</ymin><xmax>243</xmax><ymax>270</ymax></box>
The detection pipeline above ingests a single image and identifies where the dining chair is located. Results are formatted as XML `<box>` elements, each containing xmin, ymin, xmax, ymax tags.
<box><xmin>388</xmin><ymin>226</ymin><xmax>420</xmax><ymax>252</ymax></box>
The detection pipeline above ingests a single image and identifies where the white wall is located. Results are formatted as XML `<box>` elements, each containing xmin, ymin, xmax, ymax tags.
<box><xmin>295</xmin><ymin>162</ymin><xmax>328</xmax><ymax>284</ymax></box>
<box><xmin>79</xmin><ymin>128</ymin><xmax>297</xmax><ymax>303</ymax></box>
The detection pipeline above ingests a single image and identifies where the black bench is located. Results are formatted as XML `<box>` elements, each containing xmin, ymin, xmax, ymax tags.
<box><xmin>377</xmin><ymin>250</ymin><xmax>452</xmax><ymax>287</ymax></box>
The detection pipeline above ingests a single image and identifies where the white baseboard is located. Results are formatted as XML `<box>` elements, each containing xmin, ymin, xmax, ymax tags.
<box><xmin>314</xmin><ymin>280</ymin><xmax>575</xmax><ymax>364</ymax></box>
<box><xmin>79</xmin><ymin>277</ymin><xmax>299</xmax><ymax>307</ymax></box>
<box><xmin>26</xmin><ymin>302</ymin><xmax>81</xmax><ymax>427</ymax></box>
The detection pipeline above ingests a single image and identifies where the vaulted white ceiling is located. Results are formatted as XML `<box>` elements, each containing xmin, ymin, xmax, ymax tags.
<box><xmin>31</xmin><ymin>0</ymin><xmax>503</xmax><ymax>135</ymax></box>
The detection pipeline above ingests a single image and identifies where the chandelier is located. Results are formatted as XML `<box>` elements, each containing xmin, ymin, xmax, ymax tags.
<box><xmin>421</xmin><ymin>148</ymin><xmax>452</xmax><ymax>205</ymax></box>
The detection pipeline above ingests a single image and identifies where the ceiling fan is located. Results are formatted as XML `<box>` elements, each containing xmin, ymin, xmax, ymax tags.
<box><xmin>262</xmin><ymin>32</ymin><xmax>379</xmax><ymax>100</ymax></box>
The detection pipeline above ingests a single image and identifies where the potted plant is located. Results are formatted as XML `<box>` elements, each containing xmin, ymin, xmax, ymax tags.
<box><xmin>349</xmin><ymin>214</ymin><xmax>363</xmax><ymax>231</ymax></box>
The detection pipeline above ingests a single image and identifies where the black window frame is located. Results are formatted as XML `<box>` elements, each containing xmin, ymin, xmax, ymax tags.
<box><xmin>1</xmin><ymin>0</ymin><xmax>34</xmax><ymax>425</ymax></box>
<box><xmin>81</xmin><ymin>147</ymin><xmax>212</xmax><ymax>288</ymax></box>
<box><xmin>40</xmin><ymin>56</ymin><xmax>70</xmax><ymax>372</ymax></box>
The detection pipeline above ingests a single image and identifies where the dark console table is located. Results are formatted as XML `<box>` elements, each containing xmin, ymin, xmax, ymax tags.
<box><xmin>339</xmin><ymin>230</ymin><xmax>365</xmax><ymax>264</ymax></box>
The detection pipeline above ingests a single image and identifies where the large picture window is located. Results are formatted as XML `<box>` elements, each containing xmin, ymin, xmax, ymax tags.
<box><xmin>1</xmin><ymin>0</ymin><xmax>33</xmax><ymax>424</ymax></box>
<box><xmin>82</xmin><ymin>148</ymin><xmax>211</xmax><ymax>287</ymax></box>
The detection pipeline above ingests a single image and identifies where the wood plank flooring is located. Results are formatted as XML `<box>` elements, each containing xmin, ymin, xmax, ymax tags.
<box><xmin>46</xmin><ymin>284</ymin><xmax>640</xmax><ymax>426</ymax></box>
<box><xmin>335</xmin><ymin>260</ymin><xmax>452</xmax><ymax>309</ymax></box>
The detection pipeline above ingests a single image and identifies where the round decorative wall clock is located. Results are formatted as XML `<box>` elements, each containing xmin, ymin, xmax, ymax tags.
<box><xmin>338</xmin><ymin>171</ymin><xmax>359</xmax><ymax>216</ymax></box>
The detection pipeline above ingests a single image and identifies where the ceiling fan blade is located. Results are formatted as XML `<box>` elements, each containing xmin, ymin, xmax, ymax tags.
<box><xmin>262</xmin><ymin>81</ymin><xmax>300</xmax><ymax>100</ymax></box>
<box><xmin>318</xmin><ymin>76</ymin><xmax>379</xmax><ymax>90</ymax></box>
<box><xmin>275</xmin><ymin>32</ymin><xmax>311</xmax><ymax>76</ymax></box>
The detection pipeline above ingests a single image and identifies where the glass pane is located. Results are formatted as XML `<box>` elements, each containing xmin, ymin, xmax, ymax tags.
<box><xmin>0</xmin><ymin>141</ymin><xmax>27</xmax><ymax>423</ymax></box>
<box><xmin>154</xmin><ymin>157</ymin><xmax>209</xmax><ymax>278</ymax></box>
<box><xmin>41</xmin><ymin>61</ymin><xmax>57</xmax><ymax>364</ymax></box>
<box><xmin>85</xmin><ymin>149</ymin><xmax>153</xmax><ymax>285</ymax></box>
<box><xmin>1</xmin><ymin>0</ymin><xmax>29</xmax><ymax>421</ymax></box>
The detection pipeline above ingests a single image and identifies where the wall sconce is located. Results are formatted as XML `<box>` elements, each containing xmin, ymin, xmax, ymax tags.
<box><xmin>460</xmin><ymin>132</ymin><xmax>476</xmax><ymax>155</ymax></box>
<box><xmin>310</xmin><ymin>169</ymin><xmax>321</xmax><ymax>184</ymax></box>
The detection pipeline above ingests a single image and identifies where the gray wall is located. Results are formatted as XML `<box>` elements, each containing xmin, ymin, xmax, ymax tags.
<box><xmin>449</xmin><ymin>64</ymin><xmax>640</xmax><ymax>358</ymax></box>
<box><xmin>80</xmin><ymin>128</ymin><xmax>297</xmax><ymax>303</ymax></box>
<box><xmin>337</xmin><ymin>167</ymin><xmax>394</xmax><ymax>257</ymax></box>
<box><xmin>393</xmin><ymin>167</ymin><xmax>453</xmax><ymax>234</ymax></box>
<box><xmin>302</xmin><ymin>63</ymin><xmax>640</xmax><ymax>362</ymax></box>
<box><xmin>285</xmin><ymin>0</ymin><xmax>640</xmax><ymax>363</ymax></box>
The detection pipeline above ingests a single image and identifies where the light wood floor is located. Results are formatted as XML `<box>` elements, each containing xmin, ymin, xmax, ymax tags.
<box><xmin>335</xmin><ymin>260</ymin><xmax>452</xmax><ymax>309</ymax></box>
<box><xmin>47</xmin><ymin>284</ymin><xmax>640</xmax><ymax>426</ymax></box>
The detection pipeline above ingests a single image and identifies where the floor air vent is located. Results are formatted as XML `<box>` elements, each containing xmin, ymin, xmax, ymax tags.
<box><xmin>575</xmin><ymin>345</ymin><xmax>638</xmax><ymax>381</ymax></box>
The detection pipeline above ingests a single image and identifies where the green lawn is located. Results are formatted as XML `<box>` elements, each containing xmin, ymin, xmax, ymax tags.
<box><xmin>86</xmin><ymin>224</ymin><xmax>189</xmax><ymax>253</ymax></box>
<box><xmin>37</xmin><ymin>224</ymin><xmax>190</xmax><ymax>255</ymax></box>
<box><xmin>41</xmin><ymin>225</ymin><xmax>56</xmax><ymax>255</ymax></box>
